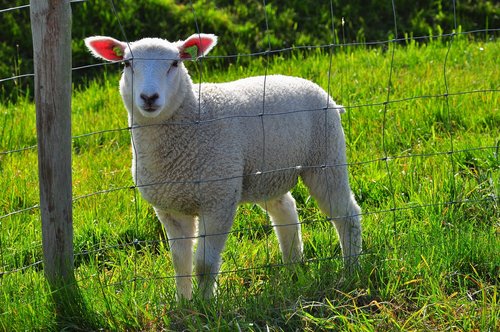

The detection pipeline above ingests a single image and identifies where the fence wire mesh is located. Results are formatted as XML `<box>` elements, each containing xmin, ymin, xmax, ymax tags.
<box><xmin>0</xmin><ymin>0</ymin><xmax>498</xmax><ymax>329</ymax></box>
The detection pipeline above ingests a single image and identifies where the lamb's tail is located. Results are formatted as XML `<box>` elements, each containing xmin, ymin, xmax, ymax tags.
<box><xmin>335</xmin><ymin>104</ymin><xmax>346</xmax><ymax>114</ymax></box>
<box><xmin>329</xmin><ymin>98</ymin><xmax>346</xmax><ymax>114</ymax></box>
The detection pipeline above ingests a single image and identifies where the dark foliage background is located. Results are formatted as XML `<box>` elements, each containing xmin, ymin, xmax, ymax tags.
<box><xmin>0</xmin><ymin>0</ymin><xmax>498</xmax><ymax>100</ymax></box>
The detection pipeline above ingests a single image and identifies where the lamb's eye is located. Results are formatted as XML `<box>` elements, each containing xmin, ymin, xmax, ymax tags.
<box><xmin>167</xmin><ymin>60</ymin><xmax>178</xmax><ymax>74</ymax></box>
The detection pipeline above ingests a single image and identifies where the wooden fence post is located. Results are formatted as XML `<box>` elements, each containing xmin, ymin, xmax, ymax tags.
<box><xmin>30</xmin><ymin>3</ymin><xmax>97</xmax><ymax>328</ymax></box>
<box><xmin>30</xmin><ymin>0</ymin><xmax>74</xmax><ymax>291</ymax></box>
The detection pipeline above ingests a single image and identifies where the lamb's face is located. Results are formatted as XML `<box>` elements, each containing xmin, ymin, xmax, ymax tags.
<box><xmin>85</xmin><ymin>34</ymin><xmax>217</xmax><ymax>122</ymax></box>
<box><xmin>120</xmin><ymin>38</ymin><xmax>186</xmax><ymax>119</ymax></box>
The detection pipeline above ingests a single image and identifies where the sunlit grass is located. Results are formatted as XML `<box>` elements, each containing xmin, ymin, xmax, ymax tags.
<box><xmin>0</xmin><ymin>38</ymin><xmax>498</xmax><ymax>330</ymax></box>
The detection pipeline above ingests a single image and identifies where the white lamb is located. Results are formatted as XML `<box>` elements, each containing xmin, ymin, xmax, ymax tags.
<box><xmin>85</xmin><ymin>33</ymin><xmax>362</xmax><ymax>300</ymax></box>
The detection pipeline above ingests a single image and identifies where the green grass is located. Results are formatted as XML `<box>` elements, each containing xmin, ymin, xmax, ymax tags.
<box><xmin>0</xmin><ymin>38</ymin><xmax>499</xmax><ymax>330</ymax></box>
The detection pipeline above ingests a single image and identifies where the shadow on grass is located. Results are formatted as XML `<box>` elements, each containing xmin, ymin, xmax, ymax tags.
<box><xmin>161</xmin><ymin>259</ymin><xmax>376</xmax><ymax>331</ymax></box>
<box><xmin>48</xmin><ymin>277</ymin><xmax>104</xmax><ymax>331</ymax></box>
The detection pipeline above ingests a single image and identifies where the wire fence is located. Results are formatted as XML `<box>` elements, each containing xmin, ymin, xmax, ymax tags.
<box><xmin>0</xmin><ymin>0</ymin><xmax>499</xmax><ymax>326</ymax></box>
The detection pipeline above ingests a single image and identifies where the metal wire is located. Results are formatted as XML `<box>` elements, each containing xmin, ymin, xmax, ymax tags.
<box><xmin>0</xmin><ymin>0</ymin><xmax>498</xmax><ymax>312</ymax></box>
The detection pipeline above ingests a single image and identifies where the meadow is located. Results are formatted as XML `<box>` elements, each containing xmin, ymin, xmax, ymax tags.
<box><xmin>0</xmin><ymin>38</ymin><xmax>498</xmax><ymax>330</ymax></box>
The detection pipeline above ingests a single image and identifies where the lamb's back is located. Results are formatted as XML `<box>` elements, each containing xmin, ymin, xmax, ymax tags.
<box><xmin>197</xmin><ymin>75</ymin><xmax>333</xmax><ymax>118</ymax></box>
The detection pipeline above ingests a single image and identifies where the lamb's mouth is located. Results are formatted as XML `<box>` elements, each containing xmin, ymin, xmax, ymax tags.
<box><xmin>142</xmin><ymin>105</ymin><xmax>159</xmax><ymax>112</ymax></box>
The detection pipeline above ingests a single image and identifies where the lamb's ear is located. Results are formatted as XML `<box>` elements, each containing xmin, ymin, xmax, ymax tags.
<box><xmin>178</xmin><ymin>34</ymin><xmax>217</xmax><ymax>60</ymax></box>
<box><xmin>84</xmin><ymin>36</ymin><xmax>127</xmax><ymax>62</ymax></box>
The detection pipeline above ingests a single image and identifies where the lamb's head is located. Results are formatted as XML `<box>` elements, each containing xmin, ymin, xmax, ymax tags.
<box><xmin>85</xmin><ymin>34</ymin><xmax>217</xmax><ymax>121</ymax></box>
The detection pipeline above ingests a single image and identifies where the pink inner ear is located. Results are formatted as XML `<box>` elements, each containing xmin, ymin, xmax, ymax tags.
<box><xmin>180</xmin><ymin>36</ymin><xmax>214</xmax><ymax>59</ymax></box>
<box><xmin>90</xmin><ymin>39</ymin><xmax>124</xmax><ymax>61</ymax></box>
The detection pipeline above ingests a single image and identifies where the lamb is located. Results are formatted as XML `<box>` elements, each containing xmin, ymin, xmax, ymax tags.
<box><xmin>85</xmin><ymin>33</ymin><xmax>362</xmax><ymax>300</ymax></box>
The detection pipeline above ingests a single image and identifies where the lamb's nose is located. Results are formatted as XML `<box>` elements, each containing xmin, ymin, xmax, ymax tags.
<box><xmin>140</xmin><ymin>93</ymin><xmax>159</xmax><ymax>106</ymax></box>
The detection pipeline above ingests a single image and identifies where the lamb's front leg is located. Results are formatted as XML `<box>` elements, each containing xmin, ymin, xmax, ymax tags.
<box><xmin>155</xmin><ymin>208</ymin><xmax>196</xmax><ymax>301</ymax></box>
<box><xmin>195</xmin><ymin>205</ymin><xmax>237</xmax><ymax>298</ymax></box>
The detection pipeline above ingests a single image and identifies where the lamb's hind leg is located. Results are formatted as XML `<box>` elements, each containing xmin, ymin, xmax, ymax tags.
<box><xmin>260</xmin><ymin>192</ymin><xmax>303</xmax><ymax>263</ymax></box>
<box><xmin>155</xmin><ymin>208</ymin><xmax>196</xmax><ymax>301</ymax></box>
<box><xmin>302</xmin><ymin>166</ymin><xmax>362</xmax><ymax>270</ymax></box>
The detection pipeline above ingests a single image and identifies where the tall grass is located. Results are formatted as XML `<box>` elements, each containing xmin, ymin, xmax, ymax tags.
<box><xmin>0</xmin><ymin>38</ymin><xmax>498</xmax><ymax>330</ymax></box>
